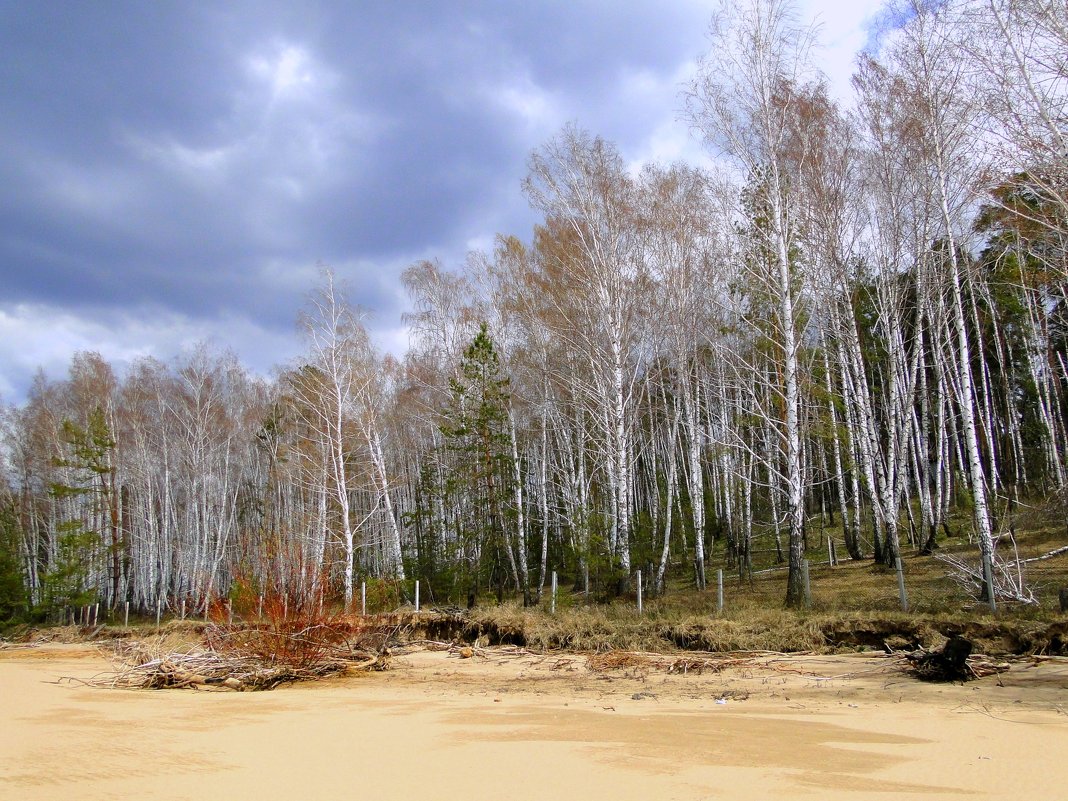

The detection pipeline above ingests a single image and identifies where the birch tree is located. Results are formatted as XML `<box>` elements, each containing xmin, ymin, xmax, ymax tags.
<box><xmin>523</xmin><ymin>126</ymin><xmax>648</xmax><ymax>584</ymax></box>
<box><xmin>688</xmin><ymin>0</ymin><xmax>817</xmax><ymax>606</ymax></box>
<box><xmin>288</xmin><ymin>272</ymin><xmax>374</xmax><ymax>610</ymax></box>
<box><xmin>886</xmin><ymin>0</ymin><xmax>999</xmax><ymax>583</ymax></box>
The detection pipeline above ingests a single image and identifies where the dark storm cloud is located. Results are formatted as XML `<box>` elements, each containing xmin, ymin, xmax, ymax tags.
<box><xmin>0</xmin><ymin>0</ymin><xmax>717</xmax><ymax>398</ymax></box>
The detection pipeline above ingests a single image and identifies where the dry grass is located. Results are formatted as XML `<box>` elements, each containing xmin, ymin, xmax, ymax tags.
<box><xmin>464</xmin><ymin>518</ymin><xmax>1068</xmax><ymax>657</ymax></box>
<box><xmin>468</xmin><ymin>599</ymin><xmax>1068</xmax><ymax>657</ymax></box>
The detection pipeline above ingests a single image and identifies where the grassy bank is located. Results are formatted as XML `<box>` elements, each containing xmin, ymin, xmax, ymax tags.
<box><xmin>4</xmin><ymin>602</ymin><xmax>1066</xmax><ymax>659</ymax></box>
<box><xmin>457</xmin><ymin>518</ymin><xmax>1068</xmax><ymax>656</ymax></box>
<box><xmin>463</xmin><ymin>603</ymin><xmax>1068</xmax><ymax>656</ymax></box>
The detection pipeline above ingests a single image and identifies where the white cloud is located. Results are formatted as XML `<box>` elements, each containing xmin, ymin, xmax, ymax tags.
<box><xmin>247</xmin><ymin>44</ymin><xmax>319</xmax><ymax>101</ymax></box>
<box><xmin>486</xmin><ymin>74</ymin><xmax>562</xmax><ymax>136</ymax></box>
<box><xmin>626</xmin><ymin>117</ymin><xmax>717</xmax><ymax>175</ymax></box>
<box><xmin>798</xmin><ymin>0</ymin><xmax>888</xmax><ymax>106</ymax></box>
<box><xmin>0</xmin><ymin>303</ymin><xmax>301</xmax><ymax>401</ymax></box>
<box><xmin>257</xmin><ymin>257</ymin><xmax>324</xmax><ymax>295</ymax></box>
<box><xmin>617</xmin><ymin>58</ymin><xmax>716</xmax><ymax>173</ymax></box>
<box><xmin>464</xmin><ymin>234</ymin><xmax>495</xmax><ymax>254</ymax></box>
<box><xmin>623</xmin><ymin>1</ymin><xmax>887</xmax><ymax>173</ymax></box>
<box><xmin>371</xmin><ymin>324</ymin><xmax>412</xmax><ymax>359</ymax></box>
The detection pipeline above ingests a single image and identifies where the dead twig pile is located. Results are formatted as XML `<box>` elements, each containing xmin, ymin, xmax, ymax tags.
<box><xmin>205</xmin><ymin>621</ymin><xmax>375</xmax><ymax>667</ymax></box>
<box><xmin>79</xmin><ymin>621</ymin><xmax>391</xmax><ymax>691</ymax></box>
<box><xmin>586</xmin><ymin>650</ymin><xmax>654</xmax><ymax>672</ymax></box>
<box><xmin>80</xmin><ymin>648</ymin><xmax>360</xmax><ymax>691</ymax></box>
<box><xmin>935</xmin><ymin>537</ymin><xmax>1037</xmax><ymax>606</ymax></box>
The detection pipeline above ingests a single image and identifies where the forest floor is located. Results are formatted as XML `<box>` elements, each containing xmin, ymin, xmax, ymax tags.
<box><xmin>1</xmin><ymin>639</ymin><xmax>1067</xmax><ymax>800</ymax></box>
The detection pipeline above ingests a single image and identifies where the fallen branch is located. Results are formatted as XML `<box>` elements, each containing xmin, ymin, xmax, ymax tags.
<box><xmin>1021</xmin><ymin>544</ymin><xmax>1068</xmax><ymax>564</ymax></box>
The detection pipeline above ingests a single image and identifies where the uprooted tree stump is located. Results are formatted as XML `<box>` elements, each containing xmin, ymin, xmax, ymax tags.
<box><xmin>907</xmin><ymin>635</ymin><xmax>974</xmax><ymax>682</ymax></box>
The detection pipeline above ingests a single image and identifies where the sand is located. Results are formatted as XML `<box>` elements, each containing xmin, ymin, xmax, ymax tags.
<box><xmin>1</xmin><ymin>642</ymin><xmax>1067</xmax><ymax>800</ymax></box>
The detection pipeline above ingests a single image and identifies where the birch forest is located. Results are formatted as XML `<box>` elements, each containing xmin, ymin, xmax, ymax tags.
<box><xmin>2</xmin><ymin>0</ymin><xmax>1066</xmax><ymax>619</ymax></box>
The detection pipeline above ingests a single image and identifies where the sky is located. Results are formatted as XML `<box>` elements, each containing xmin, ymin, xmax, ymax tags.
<box><xmin>0</xmin><ymin>0</ymin><xmax>887</xmax><ymax>403</ymax></box>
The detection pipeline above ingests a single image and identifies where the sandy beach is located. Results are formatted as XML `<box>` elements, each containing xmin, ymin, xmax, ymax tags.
<box><xmin>1</xmin><ymin>642</ymin><xmax>1066</xmax><ymax>800</ymax></box>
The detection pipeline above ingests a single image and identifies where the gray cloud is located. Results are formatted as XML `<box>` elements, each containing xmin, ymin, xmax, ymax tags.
<box><xmin>0</xmin><ymin>0</ymin><xmax>879</xmax><ymax>401</ymax></box>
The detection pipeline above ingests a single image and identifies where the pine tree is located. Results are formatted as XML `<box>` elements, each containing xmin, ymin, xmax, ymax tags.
<box><xmin>441</xmin><ymin>323</ymin><xmax>514</xmax><ymax>605</ymax></box>
<box><xmin>0</xmin><ymin>500</ymin><xmax>26</xmax><ymax>621</ymax></box>
<box><xmin>43</xmin><ymin>407</ymin><xmax>115</xmax><ymax>613</ymax></box>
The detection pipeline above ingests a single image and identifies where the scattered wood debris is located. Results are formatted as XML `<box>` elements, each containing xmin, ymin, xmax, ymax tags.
<box><xmin>665</xmin><ymin>655</ymin><xmax>748</xmax><ymax>675</ymax></box>
<box><xmin>68</xmin><ymin>624</ymin><xmax>390</xmax><ymax>691</ymax></box>
<box><xmin>447</xmin><ymin>643</ymin><xmax>487</xmax><ymax>659</ymax></box>
<box><xmin>586</xmin><ymin>649</ymin><xmax>754</xmax><ymax>676</ymax></box>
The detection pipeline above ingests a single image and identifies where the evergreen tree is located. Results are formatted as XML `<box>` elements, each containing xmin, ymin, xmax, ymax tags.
<box><xmin>0</xmin><ymin>500</ymin><xmax>26</xmax><ymax>621</ymax></box>
<box><xmin>441</xmin><ymin>323</ymin><xmax>514</xmax><ymax>605</ymax></box>
<box><xmin>43</xmin><ymin>407</ymin><xmax>115</xmax><ymax>613</ymax></box>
